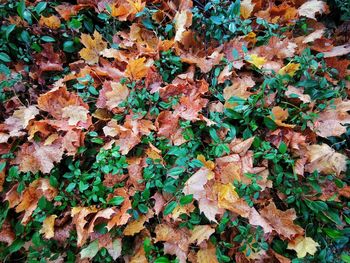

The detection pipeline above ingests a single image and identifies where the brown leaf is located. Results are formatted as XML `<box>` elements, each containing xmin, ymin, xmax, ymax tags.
<box><xmin>125</xmin><ymin>57</ymin><xmax>148</xmax><ymax>80</ymax></box>
<box><xmin>305</xmin><ymin>143</ymin><xmax>347</xmax><ymax>175</ymax></box>
<box><xmin>14</xmin><ymin>141</ymin><xmax>64</xmax><ymax>174</ymax></box>
<box><xmin>310</xmin><ymin>99</ymin><xmax>350</xmax><ymax>137</ymax></box>
<box><xmin>260</xmin><ymin>202</ymin><xmax>304</xmax><ymax>239</ymax></box>
<box><xmin>96</xmin><ymin>81</ymin><xmax>129</xmax><ymax>110</ymax></box>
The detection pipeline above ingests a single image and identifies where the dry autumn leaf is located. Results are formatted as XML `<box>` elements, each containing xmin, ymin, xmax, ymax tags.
<box><xmin>79</xmin><ymin>30</ymin><xmax>107</xmax><ymax>64</ymax></box>
<box><xmin>125</xmin><ymin>57</ymin><xmax>148</xmax><ymax>80</ymax></box>
<box><xmin>287</xmin><ymin>236</ymin><xmax>319</xmax><ymax>258</ymax></box>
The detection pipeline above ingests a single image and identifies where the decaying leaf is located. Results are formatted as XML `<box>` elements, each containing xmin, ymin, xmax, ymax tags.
<box><xmin>40</xmin><ymin>215</ymin><xmax>57</xmax><ymax>239</ymax></box>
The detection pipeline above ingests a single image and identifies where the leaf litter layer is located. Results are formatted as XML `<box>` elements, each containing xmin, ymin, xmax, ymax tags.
<box><xmin>0</xmin><ymin>0</ymin><xmax>350</xmax><ymax>262</ymax></box>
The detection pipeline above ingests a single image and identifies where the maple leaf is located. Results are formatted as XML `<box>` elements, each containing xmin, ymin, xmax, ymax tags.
<box><xmin>303</xmin><ymin>29</ymin><xmax>325</xmax><ymax>43</ymax></box>
<box><xmin>287</xmin><ymin>236</ymin><xmax>319</xmax><ymax>258</ymax></box>
<box><xmin>310</xmin><ymin>99</ymin><xmax>350</xmax><ymax>137</ymax></box>
<box><xmin>215</xmin><ymin>183</ymin><xmax>251</xmax><ymax>217</ymax></box>
<box><xmin>79</xmin><ymin>30</ymin><xmax>107</xmax><ymax>65</ymax></box>
<box><xmin>62</xmin><ymin>105</ymin><xmax>89</xmax><ymax>126</ymax></box>
<box><xmin>298</xmin><ymin>0</ymin><xmax>328</xmax><ymax>20</ymax></box>
<box><xmin>14</xmin><ymin>141</ymin><xmax>64</xmax><ymax>174</ymax></box>
<box><xmin>11</xmin><ymin>179</ymin><xmax>58</xmax><ymax>225</ymax></box>
<box><xmin>40</xmin><ymin>215</ymin><xmax>57</xmax><ymax>239</ymax></box>
<box><xmin>305</xmin><ymin>143</ymin><xmax>347</xmax><ymax>175</ymax></box>
<box><xmin>183</xmin><ymin>167</ymin><xmax>209</xmax><ymax>200</ymax></box>
<box><xmin>240</xmin><ymin>0</ymin><xmax>255</xmax><ymax>19</ymax></box>
<box><xmin>223</xmin><ymin>76</ymin><xmax>255</xmax><ymax>108</ymax></box>
<box><xmin>285</xmin><ymin>86</ymin><xmax>311</xmax><ymax>103</ymax></box>
<box><xmin>106</xmin><ymin>238</ymin><xmax>122</xmax><ymax>260</ymax></box>
<box><xmin>260</xmin><ymin>202</ymin><xmax>304</xmax><ymax>239</ymax></box>
<box><xmin>189</xmin><ymin>225</ymin><xmax>215</xmax><ymax>245</ymax></box>
<box><xmin>125</xmin><ymin>57</ymin><xmax>148</xmax><ymax>80</ymax></box>
<box><xmin>4</xmin><ymin>105</ymin><xmax>39</xmax><ymax>137</ymax></box>
<box><xmin>96</xmin><ymin>81</ymin><xmax>129</xmax><ymax>111</ymax></box>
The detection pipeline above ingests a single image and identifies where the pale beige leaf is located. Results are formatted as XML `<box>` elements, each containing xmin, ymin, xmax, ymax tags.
<box><xmin>189</xmin><ymin>225</ymin><xmax>215</xmax><ymax>245</ymax></box>
<box><xmin>287</xmin><ymin>236</ymin><xmax>319</xmax><ymax>258</ymax></box>
<box><xmin>298</xmin><ymin>0</ymin><xmax>328</xmax><ymax>20</ymax></box>
<box><xmin>40</xmin><ymin>215</ymin><xmax>57</xmax><ymax>239</ymax></box>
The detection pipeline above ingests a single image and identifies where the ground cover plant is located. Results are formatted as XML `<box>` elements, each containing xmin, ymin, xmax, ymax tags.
<box><xmin>0</xmin><ymin>0</ymin><xmax>350</xmax><ymax>262</ymax></box>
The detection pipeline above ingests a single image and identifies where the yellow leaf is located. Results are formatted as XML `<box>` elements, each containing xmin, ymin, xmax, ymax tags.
<box><xmin>216</xmin><ymin>183</ymin><xmax>240</xmax><ymax>210</ymax></box>
<box><xmin>287</xmin><ymin>236</ymin><xmax>319</xmax><ymax>258</ymax></box>
<box><xmin>247</xmin><ymin>54</ymin><xmax>266</xmax><ymax>69</ymax></box>
<box><xmin>125</xmin><ymin>57</ymin><xmax>148</xmax><ymax>80</ymax></box>
<box><xmin>39</xmin><ymin>15</ymin><xmax>61</xmax><ymax>29</ymax></box>
<box><xmin>40</xmin><ymin>215</ymin><xmax>57</xmax><ymax>239</ymax></box>
<box><xmin>278</xmin><ymin>63</ymin><xmax>300</xmax><ymax>77</ymax></box>
<box><xmin>189</xmin><ymin>225</ymin><xmax>215</xmax><ymax>244</ymax></box>
<box><xmin>197</xmin><ymin>243</ymin><xmax>219</xmax><ymax>263</ymax></box>
<box><xmin>79</xmin><ymin>31</ymin><xmax>107</xmax><ymax>65</ymax></box>
<box><xmin>123</xmin><ymin>215</ymin><xmax>147</xmax><ymax>236</ymax></box>
<box><xmin>240</xmin><ymin>0</ymin><xmax>255</xmax><ymax>19</ymax></box>
<box><xmin>197</xmin><ymin>154</ymin><xmax>215</xmax><ymax>171</ymax></box>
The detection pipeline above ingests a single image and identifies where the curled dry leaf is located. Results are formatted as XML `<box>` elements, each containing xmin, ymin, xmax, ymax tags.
<box><xmin>270</xmin><ymin>106</ymin><xmax>295</xmax><ymax>128</ymax></box>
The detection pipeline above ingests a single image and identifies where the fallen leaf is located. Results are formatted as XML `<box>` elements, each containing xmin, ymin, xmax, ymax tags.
<box><xmin>125</xmin><ymin>57</ymin><xmax>148</xmax><ymax>80</ymax></box>
<box><xmin>240</xmin><ymin>0</ymin><xmax>255</xmax><ymax>19</ymax></box>
<box><xmin>298</xmin><ymin>0</ymin><xmax>328</xmax><ymax>20</ymax></box>
<box><xmin>287</xmin><ymin>236</ymin><xmax>319</xmax><ymax>258</ymax></box>
<box><xmin>40</xmin><ymin>215</ymin><xmax>57</xmax><ymax>239</ymax></box>
<box><xmin>270</xmin><ymin>106</ymin><xmax>295</xmax><ymax>128</ymax></box>
<box><xmin>189</xmin><ymin>225</ymin><xmax>215</xmax><ymax>245</ymax></box>
<box><xmin>123</xmin><ymin>215</ymin><xmax>148</xmax><ymax>236</ymax></box>
<box><xmin>39</xmin><ymin>15</ymin><xmax>61</xmax><ymax>29</ymax></box>
<box><xmin>247</xmin><ymin>54</ymin><xmax>266</xmax><ymax>68</ymax></box>
<box><xmin>79</xmin><ymin>30</ymin><xmax>107</xmax><ymax>64</ymax></box>
<box><xmin>310</xmin><ymin>99</ymin><xmax>350</xmax><ymax>137</ymax></box>
<box><xmin>278</xmin><ymin>63</ymin><xmax>300</xmax><ymax>77</ymax></box>
<box><xmin>97</xmin><ymin>81</ymin><xmax>129</xmax><ymax>110</ymax></box>
<box><xmin>80</xmin><ymin>239</ymin><xmax>99</xmax><ymax>259</ymax></box>
<box><xmin>260</xmin><ymin>202</ymin><xmax>304</xmax><ymax>239</ymax></box>
<box><xmin>62</xmin><ymin>105</ymin><xmax>89</xmax><ymax>126</ymax></box>
<box><xmin>14</xmin><ymin>141</ymin><xmax>64</xmax><ymax>174</ymax></box>
<box><xmin>323</xmin><ymin>44</ymin><xmax>350</xmax><ymax>58</ymax></box>
<box><xmin>4</xmin><ymin>105</ymin><xmax>39</xmax><ymax>137</ymax></box>
<box><xmin>174</xmin><ymin>10</ymin><xmax>192</xmax><ymax>42</ymax></box>
<box><xmin>305</xmin><ymin>143</ymin><xmax>347</xmax><ymax>175</ymax></box>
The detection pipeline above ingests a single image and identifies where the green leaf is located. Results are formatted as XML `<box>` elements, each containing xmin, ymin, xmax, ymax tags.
<box><xmin>17</xmin><ymin>0</ymin><xmax>26</xmax><ymax>19</ymax></box>
<box><xmin>108</xmin><ymin>196</ymin><xmax>125</xmax><ymax>206</ymax></box>
<box><xmin>80</xmin><ymin>240</ymin><xmax>99</xmax><ymax>259</ymax></box>
<box><xmin>263</xmin><ymin>117</ymin><xmax>277</xmax><ymax>130</ymax></box>
<box><xmin>0</xmin><ymin>52</ymin><xmax>11</xmax><ymax>63</ymax></box>
<box><xmin>163</xmin><ymin>201</ymin><xmax>177</xmax><ymax>215</ymax></box>
<box><xmin>168</xmin><ymin>167</ymin><xmax>185</xmax><ymax>176</ymax></box>
<box><xmin>63</xmin><ymin>41</ymin><xmax>75</xmax><ymax>53</ymax></box>
<box><xmin>154</xmin><ymin>257</ymin><xmax>170</xmax><ymax>263</ymax></box>
<box><xmin>8</xmin><ymin>239</ymin><xmax>24</xmax><ymax>253</ymax></box>
<box><xmin>341</xmin><ymin>253</ymin><xmax>350</xmax><ymax>263</ymax></box>
<box><xmin>41</xmin><ymin>36</ymin><xmax>55</xmax><ymax>42</ymax></box>
<box><xmin>34</xmin><ymin>2</ymin><xmax>47</xmax><ymax>15</ymax></box>
<box><xmin>210</xmin><ymin>16</ymin><xmax>222</xmax><ymax>25</ymax></box>
<box><xmin>180</xmin><ymin>195</ymin><xmax>193</xmax><ymax>205</ymax></box>
<box><xmin>5</xmin><ymin>24</ymin><xmax>16</xmax><ymax>40</ymax></box>
<box><xmin>278</xmin><ymin>142</ymin><xmax>287</xmax><ymax>154</ymax></box>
